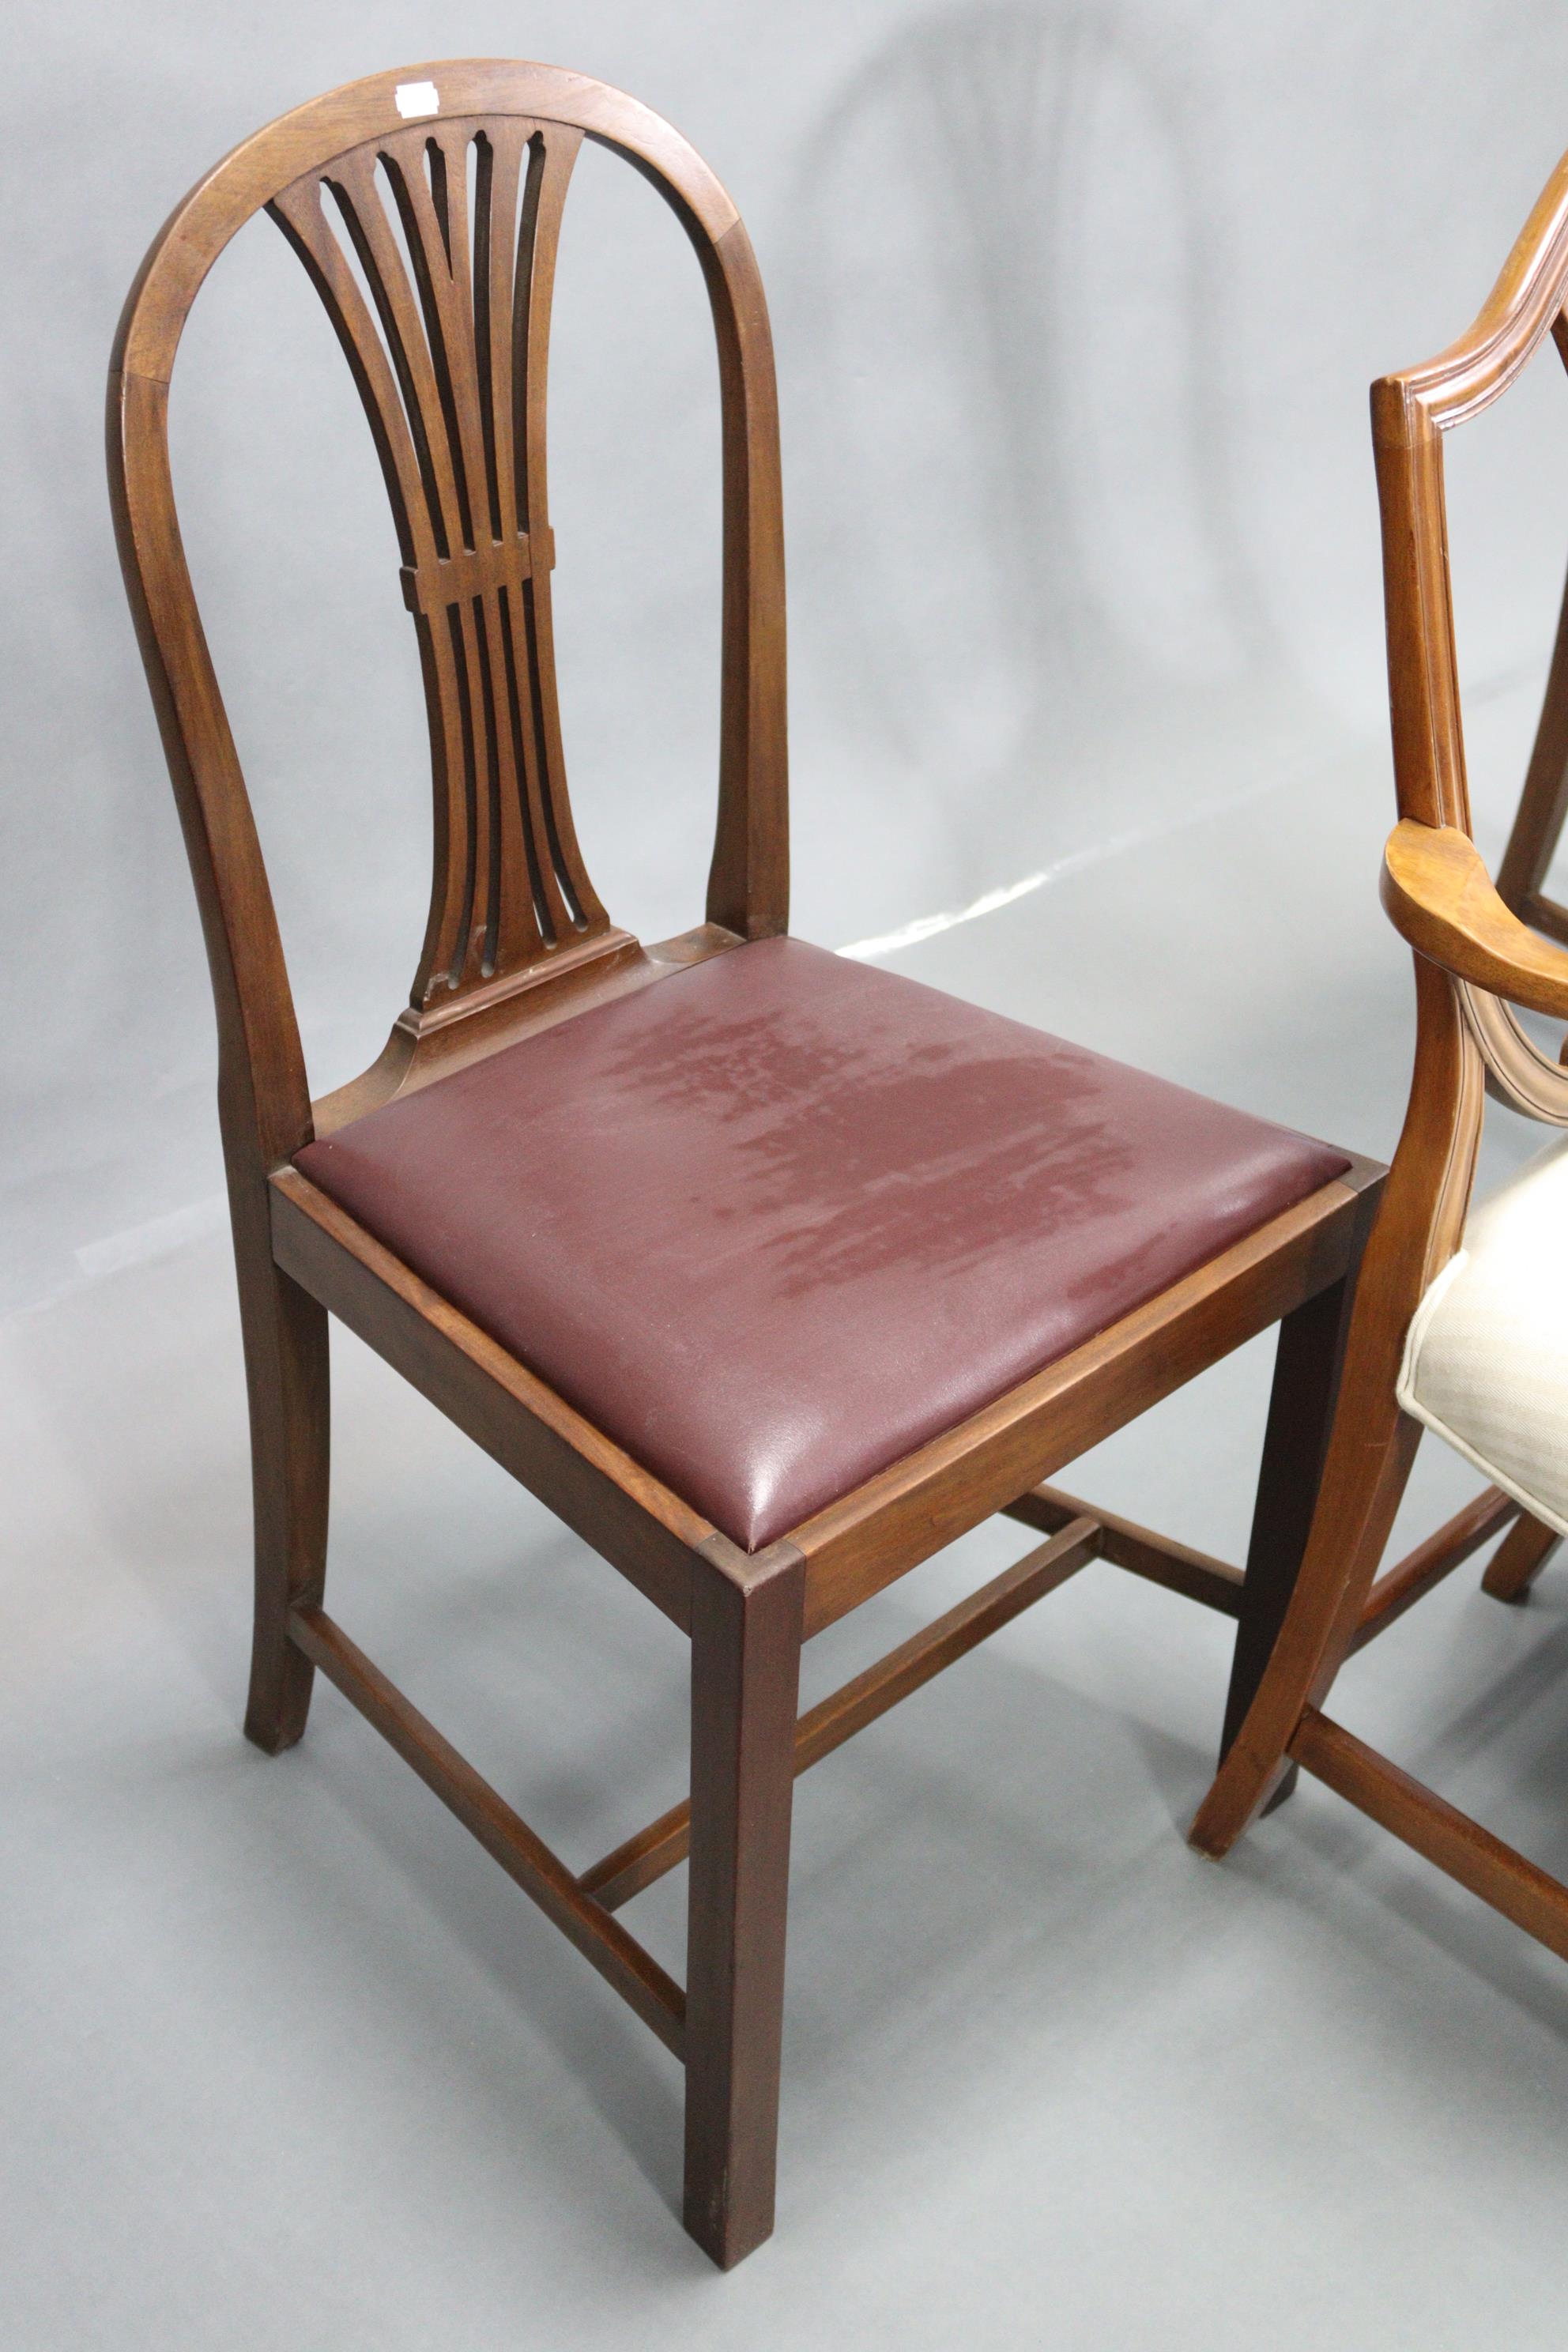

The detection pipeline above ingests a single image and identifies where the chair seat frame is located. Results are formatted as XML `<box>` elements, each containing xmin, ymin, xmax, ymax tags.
<box><xmin>111</xmin><ymin>60</ymin><xmax>1393</xmax><ymax>2267</ymax></box>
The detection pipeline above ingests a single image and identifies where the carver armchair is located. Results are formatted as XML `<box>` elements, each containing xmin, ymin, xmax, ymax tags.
<box><xmin>111</xmin><ymin>61</ymin><xmax>1383</xmax><ymax>2265</ymax></box>
<box><xmin>1190</xmin><ymin>147</ymin><xmax>1568</xmax><ymax>1962</ymax></box>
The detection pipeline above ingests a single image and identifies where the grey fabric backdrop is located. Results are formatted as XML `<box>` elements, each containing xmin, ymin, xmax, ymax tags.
<box><xmin>8</xmin><ymin>0</ymin><xmax>1568</xmax><ymax>1314</ymax></box>
<box><xmin>14</xmin><ymin>13</ymin><xmax>1568</xmax><ymax>2346</ymax></box>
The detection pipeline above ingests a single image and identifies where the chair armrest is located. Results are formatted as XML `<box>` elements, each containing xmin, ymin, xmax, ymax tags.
<box><xmin>1380</xmin><ymin>820</ymin><xmax>1568</xmax><ymax>1020</ymax></box>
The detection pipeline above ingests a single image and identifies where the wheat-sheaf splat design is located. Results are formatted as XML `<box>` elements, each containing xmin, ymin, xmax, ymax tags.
<box><xmin>270</xmin><ymin>118</ymin><xmax>607</xmax><ymax>1009</ymax></box>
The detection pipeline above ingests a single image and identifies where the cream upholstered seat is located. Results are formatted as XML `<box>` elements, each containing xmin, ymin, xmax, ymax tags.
<box><xmin>1398</xmin><ymin>1136</ymin><xmax>1568</xmax><ymax>1539</ymax></box>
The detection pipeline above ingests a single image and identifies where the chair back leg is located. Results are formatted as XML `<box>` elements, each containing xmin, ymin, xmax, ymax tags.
<box><xmin>1481</xmin><ymin>1510</ymin><xmax>1562</xmax><ymax>1603</ymax></box>
<box><xmin>238</xmin><ymin>1215</ymin><xmax>331</xmax><ymax>1755</ymax></box>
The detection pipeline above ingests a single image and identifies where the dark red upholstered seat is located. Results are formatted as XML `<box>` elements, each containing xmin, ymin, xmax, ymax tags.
<box><xmin>295</xmin><ymin>939</ymin><xmax>1348</xmax><ymax>1550</ymax></box>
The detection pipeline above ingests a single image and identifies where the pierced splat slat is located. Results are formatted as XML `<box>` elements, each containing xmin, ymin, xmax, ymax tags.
<box><xmin>323</xmin><ymin>149</ymin><xmax>466</xmax><ymax>561</ymax></box>
<box><xmin>379</xmin><ymin>125</ymin><xmax>491</xmax><ymax>556</ymax></box>
<box><xmin>472</xmin><ymin>586</ymin><xmax>541</xmax><ymax>966</ymax></box>
<box><xmin>475</xmin><ymin>129</ymin><xmax>523</xmax><ymax>544</ymax></box>
<box><xmin>268</xmin><ymin>114</ymin><xmax>609</xmax><ymax>1010</ymax></box>
<box><xmin>513</xmin><ymin>132</ymin><xmax>605</xmax><ymax>935</ymax></box>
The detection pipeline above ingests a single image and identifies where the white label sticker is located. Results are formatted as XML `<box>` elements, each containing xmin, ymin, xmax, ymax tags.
<box><xmin>394</xmin><ymin>81</ymin><xmax>439</xmax><ymax>119</ymax></box>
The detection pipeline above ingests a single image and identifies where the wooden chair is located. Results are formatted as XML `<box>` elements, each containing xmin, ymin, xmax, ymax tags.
<box><xmin>1189</xmin><ymin>152</ymin><xmax>1568</xmax><ymax>1959</ymax></box>
<box><xmin>111</xmin><ymin>61</ymin><xmax>1393</xmax><ymax>2267</ymax></box>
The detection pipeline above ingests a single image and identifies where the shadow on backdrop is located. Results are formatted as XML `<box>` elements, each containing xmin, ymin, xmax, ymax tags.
<box><xmin>781</xmin><ymin>2</ymin><xmax>1343</xmax><ymax>937</ymax></box>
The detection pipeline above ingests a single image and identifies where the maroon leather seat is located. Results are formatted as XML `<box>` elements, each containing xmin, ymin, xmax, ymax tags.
<box><xmin>296</xmin><ymin>939</ymin><xmax>1348</xmax><ymax>1550</ymax></box>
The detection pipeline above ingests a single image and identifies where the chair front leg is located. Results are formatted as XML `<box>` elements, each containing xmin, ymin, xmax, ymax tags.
<box><xmin>1193</xmin><ymin>959</ymin><xmax>1483</xmax><ymax>1858</ymax></box>
<box><xmin>1221</xmin><ymin>1178</ymin><xmax>1382</xmax><ymax>1811</ymax></box>
<box><xmin>683</xmin><ymin>1536</ymin><xmax>805</xmax><ymax>2270</ymax></box>
<box><xmin>1191</xmin><ymin>1393</ymin><xmax>1420</xmax><ymax>1857</ymax></box>
<box><xmin>1222</xmin><ymin>1246</ymin><xmax>1370</xmax><ymax>1807</ymax></box>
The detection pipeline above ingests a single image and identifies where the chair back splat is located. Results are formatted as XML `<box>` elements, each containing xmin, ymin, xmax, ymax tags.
<box><xmin>273</xmin><ymin>119</ymin><xmax>608</xmax><ymax>993</ymax></box>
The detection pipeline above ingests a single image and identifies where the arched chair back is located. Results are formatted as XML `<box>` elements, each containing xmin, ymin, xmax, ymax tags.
<box><xmin>110</xmin><ymin>60</ymin><xmax>786</xmax><ymax>1182</ymax></box>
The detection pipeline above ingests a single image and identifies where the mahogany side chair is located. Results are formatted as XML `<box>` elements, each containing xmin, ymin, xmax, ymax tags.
<box><xmin>1189</xmin><ymin>149</ymin><xmax>1568</xmax><ymax>1962</ymax></box>
<box><xmin>111</xmin><ymin>61</ymin><xmax>1388</xmax><ymax>2268</ymax></box>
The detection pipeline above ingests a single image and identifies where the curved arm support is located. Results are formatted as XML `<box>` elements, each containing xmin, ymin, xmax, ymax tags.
<box><xmin>1381</xmin><ymin>820</ymin><xmax>1568</xmax><ymax>1020</ymax></box>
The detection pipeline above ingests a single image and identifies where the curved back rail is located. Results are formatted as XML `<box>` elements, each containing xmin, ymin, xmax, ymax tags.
<box><xmin>109</xmin><ymin>61</ymin><xmax>786</xmax><ymax>1185</ymax></box>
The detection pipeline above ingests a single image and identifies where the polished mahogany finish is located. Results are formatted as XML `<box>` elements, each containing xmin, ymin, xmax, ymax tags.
<box><xmin>111</xmin><ymin>60</ymin><xmax>1379</xmax><ymax>2267</ymax></box>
